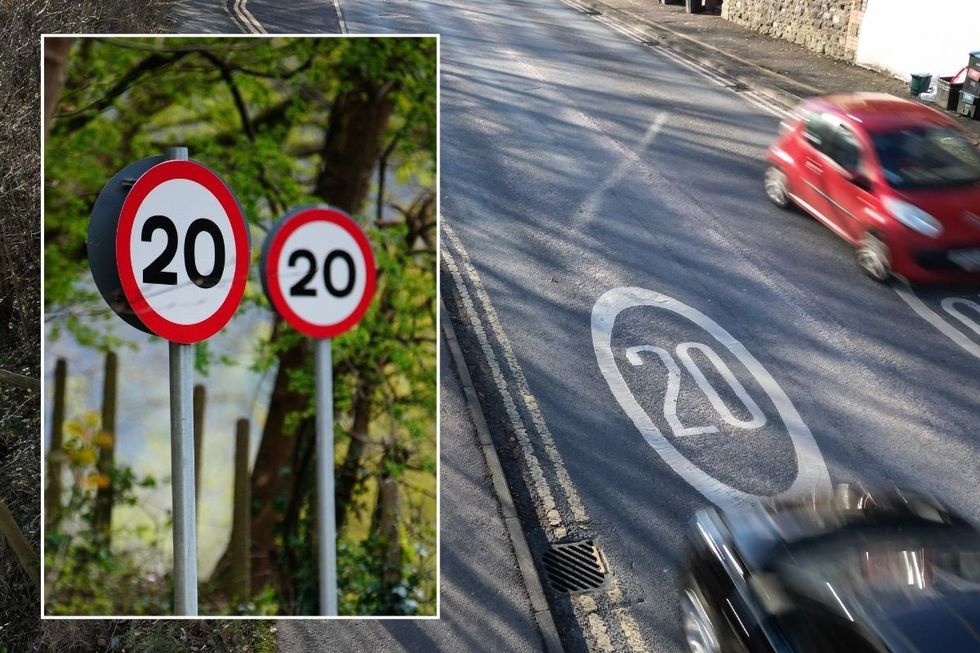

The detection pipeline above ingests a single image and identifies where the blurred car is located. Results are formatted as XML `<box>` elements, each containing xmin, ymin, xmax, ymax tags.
<box><xmin>764</xmin><ymin>93</ymin><xmax>980</xmax><ymax>283</ymax></box>
<box><xmin>682</xmin><ymin>485</ymin><xmax>980</xmax><ymax>652</ymax></box>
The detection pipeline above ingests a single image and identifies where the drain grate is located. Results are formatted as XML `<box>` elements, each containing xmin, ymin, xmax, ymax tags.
<box><xmin>542</xmin><ymin>540</ymin><xmax>610</xmax><ymax>594</ymax></box>
<box><xmin>580</xmin><ymin>8</ymin><xmax>601</xmax><ymax>15</ymax></box>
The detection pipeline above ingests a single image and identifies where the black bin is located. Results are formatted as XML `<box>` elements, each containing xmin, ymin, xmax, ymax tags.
<box><xmin>965</xmin><ymin>69</ymin><xmax>980</xmax><ymax>97</ymax></box>
<box><xmin>957</xmin><ymin>91</ymin><xmax>979</xmax><ymax>121</ymax></box>
<box><xmin>962</xmin><ymin>51</ymin><xmax>980</xmax><ymax>96</ymax></box>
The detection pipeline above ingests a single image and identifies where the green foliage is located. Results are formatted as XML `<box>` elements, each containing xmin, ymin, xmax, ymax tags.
<box><xmin>44</xmin><ymin>411</ymin><xmax>169</xmax><ymax>616</ymax></box>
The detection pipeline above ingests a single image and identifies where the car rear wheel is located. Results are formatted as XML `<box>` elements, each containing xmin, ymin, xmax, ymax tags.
<box><xmin>856</xmin><ymin>234</ymin><xmax>892</xmax><ymax>282</ymax></box>
<box><xmin>764</xmin><ymin>165</ymin><xmax>791</xmax><ymax>209</ymax></box>
<box><xmin>682</xmin><ymin>581</ymin><xmax>721</xmax><ymax>653</ymax></box>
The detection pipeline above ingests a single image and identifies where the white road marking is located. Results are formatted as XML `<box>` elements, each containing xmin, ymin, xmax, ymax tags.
<box><xmin>628</xmin><ymin>345</ymin><xmax>720</xmax><ymax>437</ymax></box>
<box><xmin>332</xmin><ymin>0</ymin><xmax>348</xmax><ymax>33</ymax></box>
<box><xmin>892</xmin><ymin>282</ymin><xmax>980</xmax><ymax>359</ymax></box>
<box><xmin>576</xmin><ymin>595</ymin><xmax>615</xmax><ymax>653</ymax></box>
<box><xmin>627</xmin><ymin>343</ymin><xmax>768</xmax><ymax>437</ymax></box>
<box><xmin>441</xmin><ymin>245</ymin><xmax>564</xmax><ymax>534</ymax></box>
<box><xmin>614</xmin><ymin>606</ymin><xmax>648</xmax><ymax>653</ymax></box>
<box><xmin>676</xmin><ymin>343</ymin><xmax>767</xmax><ymax>431</ymax></box>
<box><xmin>941</xmin><ymin>297</ymin><xmax>980</xmax><ymax>338</ymax></box>
<box><xmin>230</xmin><ymin>0</ymin><xmax>267</xmax><ymax>34</ymax></box>
<box><xmin>443</xmin><ymin>226</ymin><xmax>649</xmax><ymax>652</ymax></box>
<box><xmin>444</xmin><ymin>224</ymin><xmax>589</xmax><ymax>529</ymax></box>
<box><xmin>577</xmin><ymin>113</ymin><xmax>668</xmax><ymax>228</ymax></box>
<box><xmin>592</xmin><ymin>286</ymin><xmax>832</xmax><ymax>509</ymax></box>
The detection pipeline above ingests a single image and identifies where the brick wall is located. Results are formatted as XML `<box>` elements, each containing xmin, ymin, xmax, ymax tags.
<box><xmin>721</xmin><ymin>0</ymin><xmax>867</xmax><ymax>61</ymax></box>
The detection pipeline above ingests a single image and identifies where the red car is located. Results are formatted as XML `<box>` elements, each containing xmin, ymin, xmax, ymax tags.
<box><xmin>765</xmin><ymin>93</ymin><xmax>980</xmax><ymax>283</ymax></box>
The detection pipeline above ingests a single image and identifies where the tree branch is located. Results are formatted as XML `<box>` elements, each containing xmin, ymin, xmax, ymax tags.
<box><xmin>0</xmin><ymin>369</ymin><xmax>38</xmax><ymax>392</ymax></box>
<box><xmin>56</xmin><ymin>51</ymin><xmax>191</xmax><ymax>132</ymax></box>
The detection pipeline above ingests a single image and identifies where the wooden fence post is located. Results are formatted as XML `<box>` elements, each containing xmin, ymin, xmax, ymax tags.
<box><xmin>0</xmin><ymin>498</ymin><xmax>39</xmax><ymax>589</ymax></box>
<box><xmin>230</xmin><ymin>418</ymin><xmax>251</xmax><ymax>603</ymax></box>
<box><xmin>45</xmin><ymin>358</ymin><xmax>67</xmax><ymax>526</ymax></box>
<box><xmin>93</xmin><ymin>351</ymin><xmax>117</xmax><ymax>541</ymax></box>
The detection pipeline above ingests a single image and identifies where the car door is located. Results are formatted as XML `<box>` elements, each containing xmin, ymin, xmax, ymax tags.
<box><xmin>797</xmin><ymin>113</ymin><xmax>839</xmax><ymax>230</ymax></box>
<box><xmin>821</xmin><ymin>123</ymin><xmax>875</xmax><ymax>244</ymax></box>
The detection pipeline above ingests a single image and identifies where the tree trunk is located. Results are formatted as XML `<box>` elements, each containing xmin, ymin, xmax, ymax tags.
<box><xmin>93</xmin><ymin>351</ymin><xmax>117</xmax><ymax>542</ymax></box>
<box><xmin>377</xmin><ymin>476</ymin><xmax>402</xmax><ymax>590</ymax></box>
<box><xmin>242</xmin><ymin>320</ymin><xmax>311</xmax><ymax>590</ymax></box>
<box><xmin>334</xmin><ymin>390</ymin><xmax>374</xmax><ymax>533</ymax></box>
<box><xmin>45</xmin><ymin>359</ymin><xmax>67</xmax><ymax>527</ymax></box>
<box><xmin>43</xmin><ymin>38</ymin><xmax>73</xmax><ymax>135</ymax></box>
<box><xmin>315</xmin><ymin>86</ymin><xmax>396</xmax><ymax>214</ymax></box>
<box><xmin>230</xmin><ymin>419</ymin><xmax>251</xmax><ymax>603</ymax></box>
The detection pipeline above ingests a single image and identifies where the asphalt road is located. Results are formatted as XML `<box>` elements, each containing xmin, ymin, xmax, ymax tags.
<box><xmin>168</xmin><ymin>0</ymin><xmax>980</xmax><ymax>650</ymax></box>
<box><xmin>172</xmin><ymin>0</ymin><xmax>343</xmax><ymax>33</ymax></box>
<box><xmin>345</xmin><ymin>0</ymin><xmax>980</xmax><ymax>650</ymax></box>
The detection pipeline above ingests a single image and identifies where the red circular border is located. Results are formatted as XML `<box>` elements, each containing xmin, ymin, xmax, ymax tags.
<box><xmin>116</xmin><ymin>160</ymin><xmax>250</xmax><ymax>344</ymax></box>
<box><xmin>264</xmin><ymin>207</ymin><xmax>376</xmax><ymax>338</ymax></box>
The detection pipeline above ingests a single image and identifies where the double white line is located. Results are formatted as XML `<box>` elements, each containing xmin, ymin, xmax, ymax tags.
<box><xmin>227</xmin><ymin>0</ymin><xmax>348</xmax><ymax>34</ymax></box>
<box><xmin>228</xmin><ymin>0</ymin><xmax>267</xmax><ymax>34</ymax></box>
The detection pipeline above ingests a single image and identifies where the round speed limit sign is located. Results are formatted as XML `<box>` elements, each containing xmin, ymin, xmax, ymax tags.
<box><xmin>260</xmin><ymin>206</ymin><xmax>376</xmax><ymax>338</ymax></box>
<box><xmin>89</xmin><ymin>158</ymin><xmax>250</xmax><ymax>343</ymax></box>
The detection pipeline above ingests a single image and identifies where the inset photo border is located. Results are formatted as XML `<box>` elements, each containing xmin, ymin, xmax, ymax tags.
<box><xmin>40</xmin><ymin>33</ymin><xmax>440</xmax><ymax>619</ymax></box>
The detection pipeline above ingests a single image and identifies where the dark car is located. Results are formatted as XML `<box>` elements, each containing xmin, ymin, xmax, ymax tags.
<box><xmin>682</xmin><ymin>485</ymin><xmax>980</xmax><ymax>652</ymax></box>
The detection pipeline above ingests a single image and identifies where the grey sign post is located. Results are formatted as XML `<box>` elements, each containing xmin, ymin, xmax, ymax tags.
<box><xmin>88</xmin><ymin>148</ymin><xmax>250</xmax><ymax>615</ymax></box>
<box><xmin>165</xmin><ymin>147</ymin><xmax>198</xmax><ymax>615</ymax></box>
<box><xmin>259</xmin><ymin>206</ymin><xmax>377</xmax><ymax>615</ymax></box>
<box><xmin>315</xmin><ymin>338</ymin><xmax>338</xmax><ymax>614</ymax></box>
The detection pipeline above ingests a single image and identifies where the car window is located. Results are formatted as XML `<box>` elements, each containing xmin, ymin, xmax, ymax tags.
<box><xmin>872</xmin><ymin>127</ymin><xmax>980</xmax><ymax>189</ymax></box>
<box><xmin>804</xmin><ymin>114</ymin><xmax>833</xmax><ymax>154</ymax></box>
<box><xmin>803</xmin><ymin>113</ymin><xmax>834</xmax><ymax>153</ymax></box>
<box><xmin>828</xmin><ymin>126</ymin><xmax>861</xmax><ymax>173</ymax></box>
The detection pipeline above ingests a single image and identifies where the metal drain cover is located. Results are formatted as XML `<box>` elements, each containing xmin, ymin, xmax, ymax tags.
<box><xmin>542</xmin><ymin>540</ymin><xmax>610</xmax><ymax>594</ymax></box>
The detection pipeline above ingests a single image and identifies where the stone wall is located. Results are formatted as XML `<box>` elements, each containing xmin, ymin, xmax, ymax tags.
<box><xmin>721</xmin><ymin>0</ymin><xmax>868</xmax><ymax>61</ymax></box>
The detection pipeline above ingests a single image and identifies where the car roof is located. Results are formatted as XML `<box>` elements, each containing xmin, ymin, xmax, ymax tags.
<box><xmin>803</xmin><ymin>92</ymin><xmax>956</xmax><ymax>133</ymax></box>
<box><xmin>722</xmin><ymin>486</ymin><xmax>970</xmax><ymax>568</ymax></box>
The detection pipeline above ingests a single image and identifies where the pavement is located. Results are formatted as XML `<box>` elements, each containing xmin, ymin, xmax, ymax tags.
<box><xmin>578</xmin><ymin>0</ymin><xmax>980</xmax><ymax>141</ymax></box>
<box><xmin>277</xmin><ymin>321</ymin><xmax>547</xmax><ymax>652</ymax></box>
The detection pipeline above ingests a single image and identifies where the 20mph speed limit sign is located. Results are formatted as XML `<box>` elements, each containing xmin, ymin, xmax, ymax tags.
<box><xmin>89</xmin><ymin>157</ymin><xmax>250</xmax><ymax>343</ymax></box>
<box><xmin>260</xmin><ymin>206</ymin><xmax>376</xmax><ymax>338</ymax></box>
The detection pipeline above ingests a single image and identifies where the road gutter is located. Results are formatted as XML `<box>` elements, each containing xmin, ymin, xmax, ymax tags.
<box><xmin>441</xmin><ymin>299</ymin><xmax>565</xmax><ymax>653</ymax></box>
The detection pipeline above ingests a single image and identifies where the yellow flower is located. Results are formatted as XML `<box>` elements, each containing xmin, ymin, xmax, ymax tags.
<box><xmin>84</xmin><ymin>472</ymin><xmax>110</xmax><ymax>490</ymax></box>
<box><xmin>93</xmin><ymin>432</ymin><xmax>114</xmax><ymax>449</ymax></box>
<box><xmin>69</xmin><ymin>447</ymin><xmax>98</xmax><ymax>466</ymax></box>
<box><xmin>82</xmin><ymin>411</ymin><xmax>101</xmax><ymax>429</ymax></box>
<box><xmin>64</xmin><ymin>420</ymin><xmax>86</xmax><ymax>439</ymax></box>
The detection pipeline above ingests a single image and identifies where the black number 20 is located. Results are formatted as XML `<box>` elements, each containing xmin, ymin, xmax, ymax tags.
<box><xmin>288</xmin><ymin>248</ymin><xmax>356</xmax><ymax>298</ymax></box>
<box><xmin>141</xmin><ymin>215</ymin><xmax>225</xmax><ymax>289</ymax></box>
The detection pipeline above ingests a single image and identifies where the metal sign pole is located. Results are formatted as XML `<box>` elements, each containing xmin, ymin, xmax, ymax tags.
<box><xmin>165</xmin><ymin>146</ymin><xmax>198</xmax><ymax>616</ymax></box>
<box><xmin>315</xmin><ymin>337</ymin><xmax>338</xmax><ymax>616</ymax></box>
